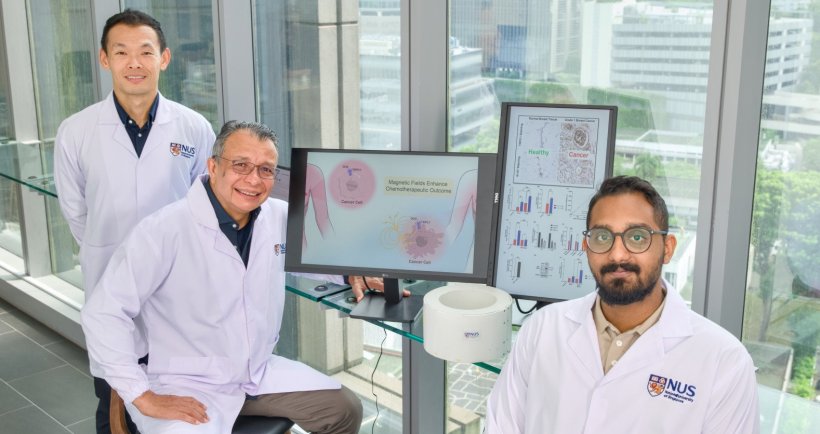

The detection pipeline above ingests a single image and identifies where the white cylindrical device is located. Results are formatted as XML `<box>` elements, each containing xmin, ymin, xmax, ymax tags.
<box><xmin>423</xmin><ymin>283</ymin><xmax>513</xmax><ymax>363</ymax></box>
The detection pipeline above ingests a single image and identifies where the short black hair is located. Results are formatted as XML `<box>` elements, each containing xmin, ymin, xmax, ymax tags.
<box><xmin>101</xmin><ymin>9</ymin><xmax>167</xmax><ymax>53</ymax></box>
<box><xmin>586</xmin><ymin>175</ymin><xmax>669</xmax><ymax>231</ymax></box>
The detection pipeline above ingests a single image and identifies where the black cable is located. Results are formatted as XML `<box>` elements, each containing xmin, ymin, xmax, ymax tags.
<box><xmin>371</xmin><ymin>327</ymin><xmax>387</xmax><ymax>434</ymax></box>
<box><xmin>515</xmin><ymin>298</ymin><xmax>539</xmax><ymax>315</ymax></box>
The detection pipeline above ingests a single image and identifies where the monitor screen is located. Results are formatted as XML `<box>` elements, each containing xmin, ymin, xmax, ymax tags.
<box><xmin>285</xmin><ymin>148</ymin><xmax>498</xmax><ymax>283</ymax></box>
<box><xmin>489</xmin><ymin>103</ymin><xmax>617</xmax><ymax>302</ymax></box>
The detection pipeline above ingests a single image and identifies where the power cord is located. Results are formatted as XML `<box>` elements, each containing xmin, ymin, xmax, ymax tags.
<box><xmin>370</xmin><ymin>327</ymin><xmax>387</xmax><ymax>434</ymax></box>
<box><xmin>515</xmin><ymin>298</ymin><xmax>539</xmax><ymax>315</ymax></box>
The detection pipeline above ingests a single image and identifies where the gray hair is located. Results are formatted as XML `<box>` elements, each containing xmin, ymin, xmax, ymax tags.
<box><xmin>212</xmin><ymin>120</ymin><xmax>279</xmax><ymax>157</ymax></box>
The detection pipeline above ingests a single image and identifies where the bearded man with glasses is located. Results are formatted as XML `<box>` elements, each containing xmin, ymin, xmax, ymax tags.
<box><xmin>486</xmin><ymin>176</ymin><xmax>759</xmax><ymax>434</ymax></box>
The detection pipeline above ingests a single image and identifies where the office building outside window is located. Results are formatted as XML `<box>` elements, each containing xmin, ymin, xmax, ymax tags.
<box><xmin>254</xmin><ymin>0</ymin><xmax>401</xmax><ymax>169</ymax></box>
<box><xmin>447</xmin><ymin>1</ymin><xmax>721</xmax><ymax>429</ymax></box>
<box><xmin>253</xmin><ymin>2</ymin><xmax>406</xmax><ymax>432</ymax></box>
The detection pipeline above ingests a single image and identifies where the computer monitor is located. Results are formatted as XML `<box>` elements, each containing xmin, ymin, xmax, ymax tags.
<box><xmin>285</xmin><ymin>148</ymin><xmax>498</xmax><ymax>321</ymax></box>
<box><xmin>488</xmin><ymin>103</ymin><xmax>617</xmax><ymax>303</ymax></box>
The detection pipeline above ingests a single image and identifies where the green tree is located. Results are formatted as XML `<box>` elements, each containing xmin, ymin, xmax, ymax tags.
<box><xmin>634</xmin><ymin>153</ymin><xmax>662</xmax><ymax>180</ymax></box>
<box><xmin>749</xmin><ymin>167</ymin><xmax>785</xmax><ymax>340</ymax></box>
<box><xmin>800</xmin><ymin>138</ymin><xmax>820</xmax><ymax>172</ymax></box>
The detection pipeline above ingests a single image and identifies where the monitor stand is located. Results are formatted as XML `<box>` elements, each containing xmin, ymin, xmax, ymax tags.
<box><xmin>349</xmin><ymin>278</ymin><xmax>424</xmax><ymax>323</ymax></box>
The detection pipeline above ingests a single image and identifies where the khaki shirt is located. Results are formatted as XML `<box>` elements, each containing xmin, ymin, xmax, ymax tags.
<box><xmin>592</xmin><ymin>294</ymin><xmax>666</xmax><ymax>374</ymax></box>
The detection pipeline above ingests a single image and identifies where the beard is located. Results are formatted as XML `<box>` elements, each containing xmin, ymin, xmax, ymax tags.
<box><xmin>593</xmin><ymin>259</ymin><xmax>663</xmax><ymax>306</ymax></box>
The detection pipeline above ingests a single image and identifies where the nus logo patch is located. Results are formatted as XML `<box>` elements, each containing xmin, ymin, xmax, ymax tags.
<box><xmin>170</xmin><ymin>142</ymin><xmax>196</xmax><ymax>158</ymax></box>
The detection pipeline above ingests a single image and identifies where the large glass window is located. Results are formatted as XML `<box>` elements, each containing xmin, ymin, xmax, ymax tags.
<box><xmin>253</xmin><ymin>3</ymin><xmax>405</xmax><ymax>430</ymax></box>
<box><xmin>126</xmin><ymin>0</ymin><xmax>218</xmax><ymax>129</ymax></box>
<box><xmin>743</xmin><ymin>2</ymin><xmax>820</xmax><ymax>432</ymax></box>
<box><xmin>449</xmin><ymin>0</ymin><xmax>715</xmax><ymax>303</ymax></box>
<box><xmin>27</xmin><ymin>0</ymin><xmax>97</xmax><ymax>140</ymax></box>
<box><xmin>253</xmin><ymin>0</ymin><xmax>402</xmax><ymax>168</ymax></box>
<box><xmin>27</xmin><ymin>0</ymin><xmax>97</xmax><ymax>287</ymax></box>
<box><xmin>0</xmin><ymin>12</ymin><xmax>21</xmax><ymax>258</ymax></box>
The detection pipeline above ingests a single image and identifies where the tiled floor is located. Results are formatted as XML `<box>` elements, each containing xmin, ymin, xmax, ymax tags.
<box><xmin>0</xmin><ymin>297</ymin><xmax>97</xmax><ymax>434</ymax></box>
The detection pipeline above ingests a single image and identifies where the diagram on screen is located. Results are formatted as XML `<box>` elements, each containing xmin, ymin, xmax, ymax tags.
<box><xmin>506</xmin><ymin>256</ymin><xmax>523</xmax><ymax>282</ymax></box>
<box><xmin>380</xmin><ymin>213</ymin><xmax>411</xmax><ymax>249</ymax></box>
<box><xmin>400</xmin><ymin>217</ymin><xmax>444</xmax><ymax>260</ymax></box>
<box><xmin>329</xmin><ymin>159</ymin><xmax>376</xmax><ymax>209</ymax></box>
<box><xmin>558</xmin><ymin>121</ymin><xmax>597</xmax><ymax>187</ymax></box>
<box><xmin>512</xmin><ymin>116</ymin><xmax>600</xmax><ymax>188</ymax></box>
<box><xmin>493</xmin><ymin>104</ymin><xmax>615</xmax><ymax>300</ymax></box>
<box><xmin>303</xmin><ymin>164</ymin><xmax>334</xmax><ymax>248</ymax></box>
<box><xmin>303</xmin><ymin>152</ymin><xmax>480</xmax><ymax>275</ymax></box>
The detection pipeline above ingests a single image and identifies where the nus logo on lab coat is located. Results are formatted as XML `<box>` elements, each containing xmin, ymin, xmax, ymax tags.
<box><xmin>647</xmin><ymin>374</ymin><xmax>697</xmax><ymax>404</ymax></box>
<box><xmin>274</xmin><ymin>243</ymin><xmax>286</xmax><ymax>256</ymax></box>
<box><xmin>169</xmin><ymin>142</ymin><xmax>196</xmax><ymax>158</ymax></box>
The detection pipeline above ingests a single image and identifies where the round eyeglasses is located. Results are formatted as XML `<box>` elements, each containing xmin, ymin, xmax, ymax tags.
<box><xmin>582</xmin><ymin>227</ymin><xmax>668</xmax><ymax>254</ymax></box>
<box><xmin>215</xmin><ymin>156</ymin><xmax>276</xmax><ymax>179</ymax></box>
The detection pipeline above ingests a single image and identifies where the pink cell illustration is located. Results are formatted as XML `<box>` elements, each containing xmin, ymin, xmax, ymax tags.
<box><xmin>329</xmin><ymin>159</ymin><xmax>377</xmax><ymax>209</ymax></box>
<box><xmin>401</xmin><ymin>218</ymin><xmax>444</xmax><ymax>259</ymax></box>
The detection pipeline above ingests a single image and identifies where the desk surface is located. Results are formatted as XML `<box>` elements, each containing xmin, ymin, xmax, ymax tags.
<box><xmin>285</xmin><ymin>274</ymin><xmax>506</xmax><ymax>374</ymax></box>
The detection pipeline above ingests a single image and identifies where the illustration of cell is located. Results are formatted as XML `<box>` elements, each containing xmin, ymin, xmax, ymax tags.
<box><xmin>400</xmin><ymin>218</ymin><xmax>443</xmax><ymax>259</ymax></box>
<box><xmin>380</xmin><ymin>213</ymin><xmax>411</xmax><ymax>248</ymax></box>
<box><xmin>558</xmin><ymin>121</ymin><xmax>597</xmax><ymax>187</ymax></box>
<box><xmin>329</xmin><ymin>159</ymin><xmax>377</xmax><ymax>209</ymax></box>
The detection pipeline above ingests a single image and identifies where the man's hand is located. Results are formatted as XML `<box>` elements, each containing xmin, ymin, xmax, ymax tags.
<box><xmin>133</xmin><ymin>390</ymin><xmax>209</xmax><ymax>425</ymax></box>
<box><xmin>349</xmin><ymin>276</ymin><xmax>411</xmax><ymax>302</ymax></box>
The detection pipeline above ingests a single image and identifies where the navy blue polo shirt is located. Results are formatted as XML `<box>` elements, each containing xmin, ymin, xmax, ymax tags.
<box><xmin>113</xmin><ymin>93</ymin><xmax>159</xmax><ymax>157</ymax></box>
<box><xmin>203</xmin><ymin>179</ymin><xmax>260</xmax><ymax>267</ymax></box>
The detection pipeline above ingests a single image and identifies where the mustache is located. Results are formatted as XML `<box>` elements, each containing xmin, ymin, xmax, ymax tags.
<box><xmin>600</xmin><ymin>263</ymin><xmax>641</xmax><ymax>274</ymax></box>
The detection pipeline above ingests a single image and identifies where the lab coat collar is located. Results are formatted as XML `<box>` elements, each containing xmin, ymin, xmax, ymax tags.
<box><xmin>186</xmin><ymin>175</ymin><xmax>272</xmax><ymax>265</ymax></box>
<box><xmin>98</xmin><ymin>92</ymin><xmax>178</xmax><ymax>158</ymax></box>
<box><xmin>566</xmin><ymin>292</ymin><xmax>606</xmax><ymax>379</ymax></box>
<box><xmin>564</xmin><ymin>281</ymin><xmax>695</xmax><ymax>383</ymax></box>
<box><xmin>98</xmin><ymin>91</ymin><xmax>174</xmax><ymax>125</ymax></box>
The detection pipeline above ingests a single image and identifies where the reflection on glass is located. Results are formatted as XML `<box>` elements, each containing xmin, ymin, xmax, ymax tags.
<box><xmin>449</xmin><ymin>0</ymin><xmax>718</xmax><ymax>302</ymax></box>
<box><xmin>0</xmin><ymin>145</ymin><xmax>23</xmax><ymax>256</ymax></box>
<box><xmin>447</xmin><ymin>361</ymin><xmax>498</xmax><ymax>432</ymax></box>
<box><xmin>0</xmin><ymin>22</ymin><xmax>20</xmax><ymax>257</ymax></box>
<box><xmin>277</xmin><ymin>293</ymin><xmax>402</xmax><ymax>433</ymax></box>
<box><xmin>25</xmin><ymin>1</ymin><xmax>94</xmax><ymax>282</ymax></box>
<box><xmin>28</xmin><ymin>0</ymin><xmax>97</xmax><ymax>140</ymax></box>
<box><xmin>44</xmin><ymin>141</ymin><xmax>83</xmax><ymax>288</ymax></box>
<box><xmin>125</xmin><ymin>0</ymin><xmax>218</xmax><ymax>130</ymax></box>
<box><xmin>253</xmin><ymin>0</ymin><xmax>401</xmax><ymax>168</ymax></box>
<box><xmin>744</xmin><ymin>3</ymin><xmax>820</xmax><ymax>431</ymax></box>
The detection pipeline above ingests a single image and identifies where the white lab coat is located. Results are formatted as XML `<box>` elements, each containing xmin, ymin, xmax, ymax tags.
<box><xmin>486</xmin><ymin>289</ymin><xmax>759</xmax><ymax>434</ymax></box>
<box><xmin>54</xmin><ymin>91</ymin><xmax>214</xmax><ymax>294</ymax></box>
<box><xmin>81</xmin><ymin>177</ymin><xmax>340</xmax><ymax>434</ymax></box>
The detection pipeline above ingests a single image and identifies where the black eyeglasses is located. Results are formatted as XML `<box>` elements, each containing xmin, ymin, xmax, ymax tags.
<box><xmin>215</xmin><ymin>156</ymin><xmax>276</xmax><ymax>179</ymax></box>
<box><xmin>582</xmin><ymin>227</ymin><xmax>668</xmax><ymax>254</ymax></box>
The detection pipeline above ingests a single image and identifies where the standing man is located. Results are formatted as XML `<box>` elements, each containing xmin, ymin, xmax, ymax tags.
<box><xmin>486</xmin><ymin>176</ymin><xmax>759</xmax><ymax>433</ymax></box>
<box><xmin>82</xmin><ymin>121</ymin><xmax>363</xmax><ymax>434</ymax></box>
<box><xmin>54</xmin><ymin>9</ymin><xmax>215</xmax><ymax>433</ymax></box>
